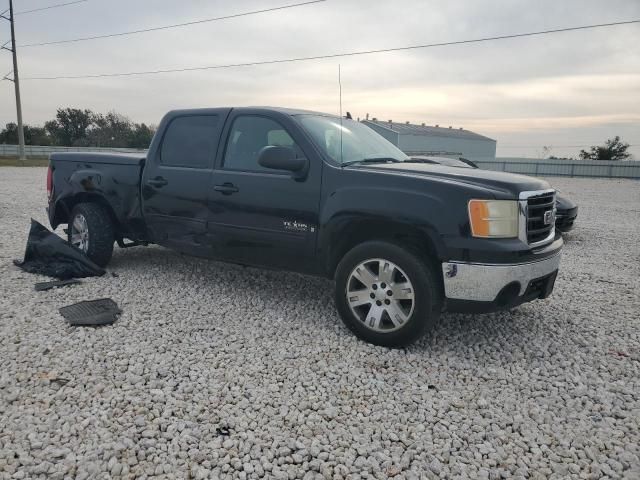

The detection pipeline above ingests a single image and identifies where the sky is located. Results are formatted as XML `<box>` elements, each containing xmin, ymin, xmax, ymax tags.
<box><xmin>1</xmin><ymin>0</ymin><xmax>639</xmax><ymax>159</ymax></box>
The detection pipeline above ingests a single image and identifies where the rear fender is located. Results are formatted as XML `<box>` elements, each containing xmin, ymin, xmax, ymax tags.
<box><xmin>50</xmin><ymin>167</ymin><xmax>141</xmax><ymax>239</ymax></box>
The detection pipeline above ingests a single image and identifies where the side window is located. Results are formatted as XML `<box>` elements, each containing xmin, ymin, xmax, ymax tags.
<box><xmin>223</xmin><ymin>116</ymin><xmax>300</xmax><ymax>172</ymax></box>
<box><xmin>160</xmin><ymin>115</ymin><xmax>219</xmax><ymax>168</ymax></box>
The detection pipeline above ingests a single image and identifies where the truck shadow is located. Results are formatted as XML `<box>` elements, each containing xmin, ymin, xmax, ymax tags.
<box><xmin>109</xmin><ymin>245</ymin><xmax>546</xmax><ymax>362</ymax></box>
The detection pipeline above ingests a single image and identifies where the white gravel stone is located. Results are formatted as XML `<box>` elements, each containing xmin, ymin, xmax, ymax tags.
<box><xmin>0</xmin><ymin>169</ymin><xmax>639</xmax><ymax>479</ymax></box>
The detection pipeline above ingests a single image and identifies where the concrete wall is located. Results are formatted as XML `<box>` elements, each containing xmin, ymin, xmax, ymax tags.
<box><xmin>477</xmin><ymin>157</ymin><xmax>640</xmax><ymax>179</ymax></box>
<box><xmin>0</xmin><ymin>144</ymin><xmax>147</xmax><ymax>158</ymax></box>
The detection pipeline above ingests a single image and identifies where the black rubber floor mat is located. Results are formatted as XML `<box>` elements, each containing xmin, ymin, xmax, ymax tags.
<box><xmin>59</xmin><ymin>298</ymin><xmax>122</xmax><ymax>326</ymax></box>
<box><xmin>35</xmin><ymin>279</ymin><xmax>82</xmax><ymax>292</ymax></box>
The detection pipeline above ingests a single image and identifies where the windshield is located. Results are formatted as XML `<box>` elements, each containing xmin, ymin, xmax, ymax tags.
<box><xmin>298</xmin><ymin>115</ymin><xmax>409</xmax><ymax>165</ymax></box>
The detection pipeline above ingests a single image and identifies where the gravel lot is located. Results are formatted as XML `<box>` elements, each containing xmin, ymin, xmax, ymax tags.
<box><xmin>1</xmin><ymin>167</ymin><xmax>639</xmax><ymax>480</ymax></box>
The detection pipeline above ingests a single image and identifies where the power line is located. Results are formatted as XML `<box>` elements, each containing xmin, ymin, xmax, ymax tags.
<box><xmin>22</xmin><ymin>19</ymin><xmax>640</xmax><ymax>81</ymax></box>
<box><xmin>15</xmin><ymin>0</ymin><xmax>88</xmax><ymax>15</ymax></box>
<box><xmin>19</xmin><ymin>0</ymin><xmax>326</xmax><ymax>47</ymax></box>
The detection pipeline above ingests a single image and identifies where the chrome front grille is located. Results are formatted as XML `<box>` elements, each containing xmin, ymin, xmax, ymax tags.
<box><xmin>519</xmin><ymin>190</ymin><xmax>556</xmax><ymax>247</ymax></box>
<box><xmin>527</xmin><ymin>192</ymin><xmax>555</xmax><ymax>243</ymax></box>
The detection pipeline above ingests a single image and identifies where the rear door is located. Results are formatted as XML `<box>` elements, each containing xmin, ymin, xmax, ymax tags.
<box><xmin>207</xmin><ymin>110</ymin><xmax>322</xmax><ymax>273</ymax></box>
<box><xmin>142</xmin><ymin>109</ymin><xmax>230</xmax><ymax>253</ymax></box>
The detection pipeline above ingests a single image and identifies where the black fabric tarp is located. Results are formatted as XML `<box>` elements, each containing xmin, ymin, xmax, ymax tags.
<box><xmin>14</xmin><ymin>219</ymin><xmax>105</xmax><ymax>280</ymax></box>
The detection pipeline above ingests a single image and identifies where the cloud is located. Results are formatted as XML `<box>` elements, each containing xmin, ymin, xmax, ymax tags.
<box><xmin>1</xmin><ymin>0</ymin><xmax>639</xmax><ymax>158</ymax></box>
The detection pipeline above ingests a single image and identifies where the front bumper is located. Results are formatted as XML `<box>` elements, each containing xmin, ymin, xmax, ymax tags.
<box><xmin>442</xmin><ymin>252</ymin><xmax>561</xmax><ymax>313</ymax></box>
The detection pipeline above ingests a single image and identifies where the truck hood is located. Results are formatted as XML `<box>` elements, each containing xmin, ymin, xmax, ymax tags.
<box><xmin>349</xmin><ymin>162</ymin><xmax>550</xmax><ymax>198</ymax></box>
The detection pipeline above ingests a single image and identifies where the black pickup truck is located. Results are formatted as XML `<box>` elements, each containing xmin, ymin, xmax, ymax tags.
<box><xmin>47</xmin><ymin>107</ymin><xmax>562</xmax><ymax>347</ymax></box>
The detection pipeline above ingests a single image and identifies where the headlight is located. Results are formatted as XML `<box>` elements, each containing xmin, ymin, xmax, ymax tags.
<box><xmin>468</xmin><ymin>200</ymin><xmax>518</xmax><ymax>238</ymax></box>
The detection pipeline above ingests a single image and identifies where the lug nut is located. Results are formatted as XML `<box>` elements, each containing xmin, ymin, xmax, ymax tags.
<box><xmin>372</xmin><ymin>284</ymin><xmax>378</xmax><ymax>290</ymax></box>
<box><xmin>384</xmin><ymin>299</ymin><xmax>390</xmax><ymax>305</ymax></box>
<box><xmin>376</xmin><ymin>300</ymin><xmax>382</xmax><ymax>306</ymax></box>
<box><xmin>380</xmin><ymin>283</ymin><xmax>386</xmax><ymax>288</ymax></box>
<box><xmin>370</xmin><ymin>293</ymin><xmax>375</xmax><ymax>299</ymax></box>
<box><xmin>387</xmin><ymin>290</ymin><xmax>392</xmax><ymax>296</ymax></box>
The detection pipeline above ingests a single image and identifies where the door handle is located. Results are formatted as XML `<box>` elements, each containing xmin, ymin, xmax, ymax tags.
<box><xmin>213</xmin><ymin>183</ymin><xmax>239</xmax><ymax>195</ymax></box>
<box><xmin>147</xmin><ymin>177</ymin><xmax>168</xmax><ymax>188</ymax></box>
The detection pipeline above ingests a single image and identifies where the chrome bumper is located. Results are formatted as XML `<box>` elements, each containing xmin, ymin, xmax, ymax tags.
<box><xmin>442</xmin><ymin>253</ymin><xmax>562</xmax><ymax>302</ymax></box>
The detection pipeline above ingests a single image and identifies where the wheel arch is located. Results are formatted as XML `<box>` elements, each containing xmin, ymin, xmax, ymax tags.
<box><xmin>53</xmin><ymin>193</ymin><xmax>121</xmax><ymax>236</ymax></box>
<box><xmin>324</xmin><ymin>215</ymin><xmax>446</xmax><ymax>281</ymax></box>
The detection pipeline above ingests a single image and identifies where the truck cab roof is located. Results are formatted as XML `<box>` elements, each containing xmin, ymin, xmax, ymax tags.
<box><xmin>165</xmin><ymin>106</ymin><xmax>338</xmax><ymax>118</ymax></box>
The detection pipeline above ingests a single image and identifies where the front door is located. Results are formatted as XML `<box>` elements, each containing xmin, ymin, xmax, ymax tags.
<box><xmin>207</xmin><ymin>111</ymin><xmax>321</xmax><ymax>273</ymax></box>
<box><xmin>142</xmin><ymin>110</ymin><xmax>229</xmax><ymax>254</ymax></box>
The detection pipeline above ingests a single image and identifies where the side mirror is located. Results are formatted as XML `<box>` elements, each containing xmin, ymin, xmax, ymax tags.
<box><xmin>258</xmin><ymin>146</ymin><xmax>308</xmax><ymax>179</ymax></box>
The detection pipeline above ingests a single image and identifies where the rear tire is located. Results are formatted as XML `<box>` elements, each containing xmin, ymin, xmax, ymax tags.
<box><xmin>334</xmin><ymin>241</ymin><xmax>442</xmax><ymax>348</ymax></box>
<box><xmin>68</xmin><ymin>203</ymin><xmax>115</xmax><ymax>267</ymax></box>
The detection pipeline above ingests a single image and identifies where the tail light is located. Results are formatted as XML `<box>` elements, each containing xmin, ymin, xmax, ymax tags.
<box><xmin>46</xmin><ymin>165</ymin><xmax>53</xmax><ymax>200</ymax></box>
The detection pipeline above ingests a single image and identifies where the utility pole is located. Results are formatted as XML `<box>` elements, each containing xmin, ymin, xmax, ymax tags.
<box><xmin>1</xmin><ymin>0</ymin><xmax>26</xmax><ymax>160</ymax></box>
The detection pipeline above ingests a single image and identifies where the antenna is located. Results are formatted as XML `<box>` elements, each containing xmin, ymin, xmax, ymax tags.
<box><xmin>338</xmin><ymin>64</ymin><xmax>343</xmax><ymax>163</ymax></box>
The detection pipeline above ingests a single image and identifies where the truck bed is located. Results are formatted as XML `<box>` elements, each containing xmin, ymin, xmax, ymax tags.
<box><xmin>50</xmin><ymin>152</ymin><xmax>146</xmax><ymax>166</ymax></box>
<box><xmin>48</xmin><ymin>152</ymin><xmax>146</xmax><ymax>239</ymax></box>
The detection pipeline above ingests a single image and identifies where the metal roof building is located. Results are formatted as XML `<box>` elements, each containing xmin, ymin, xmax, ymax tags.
<box><xmin>362</xmin><ymin>119</ymin><xmax>497</xmax><ymax>162</ymax></box>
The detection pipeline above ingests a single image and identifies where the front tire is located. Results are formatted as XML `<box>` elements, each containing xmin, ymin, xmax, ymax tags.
<box><xmin>68</xmin><ymin>203</ymin><xmax>115</xmax><ymax>267</ymax></box>
<box><xmin>334</xmin><ymin>241</ymin><xmax>442</xmax><ymax>347</ymax></box>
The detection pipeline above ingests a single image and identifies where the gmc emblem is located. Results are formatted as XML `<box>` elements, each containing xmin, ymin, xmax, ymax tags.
<box><xmin>544</xmin><ymin>210</ymin><xmax>555</xmax><ymax>225</ymax></box>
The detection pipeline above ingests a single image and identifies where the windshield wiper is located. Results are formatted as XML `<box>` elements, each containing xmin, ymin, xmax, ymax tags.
<box><xmin>402</xmin><ymin>158</ymin><xmax>438</xmax><ymax>164</ymax></box>
<box><xmin>342</xmin><ymin>157</ymin><xmax>403</xmax><ymax>167</ymax></box>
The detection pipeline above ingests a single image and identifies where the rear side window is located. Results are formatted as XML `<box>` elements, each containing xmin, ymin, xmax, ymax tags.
<box><xmin>160</xmin><ymin>115</ymin><xmax>219</xmax><ymax>168</ymax></box>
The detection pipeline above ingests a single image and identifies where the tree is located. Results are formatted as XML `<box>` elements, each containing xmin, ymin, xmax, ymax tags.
<box><xmin>0</xmin><ymin>123</ymin><xmax>20</xmax><ymax>144</ymax></box>
<box><xmin>0</xmin><ymin>123</ymin><xmax>52</xmax><ymax>145</ymax></box>
<box><xmin>2</xmin><ymin>107</ymin><xmax>155</xmax><ymax>148</ymax></box>
<box><xmin>84</xmin><ymin>111</ymin><xmax>133</xmax><ymax>148</ymax></box>
<box><xmin>129</xmin><ymin>123</ymin><xmax>155</xmax><ymax>149</ymax></box>
<box><xmin>27</xmin><ymin>126</ymin><xmax>51</xmax><ymax>145</ymax></box>
<box><xmin>579</xmin><ymin>136</ymin><xmax>630</xmax><ymax>161</ymax></box>
<box><xmin>540</xmin><ymin>146</ymin><xmax>552</xmax><ymax>159</ymax></box>
<box><xmin>45</xmin><ymin>108</ymin><xmax>94</xmax><ymax>146</ymax></box>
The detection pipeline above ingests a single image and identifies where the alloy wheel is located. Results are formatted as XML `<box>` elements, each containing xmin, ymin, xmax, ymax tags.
<box><xmin>70</xmin><ymin>213</ymin><xmax>90</xmax><ymax>253</ymax></box>
<box><xmin>345</xmin><ymin>258</ymin><xmax>415</xmax><ymax>333</ymax></box>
